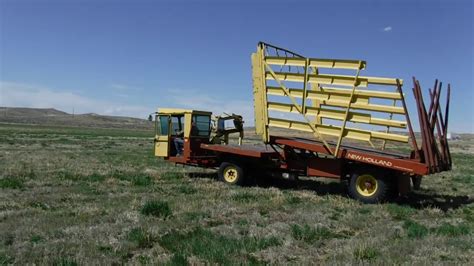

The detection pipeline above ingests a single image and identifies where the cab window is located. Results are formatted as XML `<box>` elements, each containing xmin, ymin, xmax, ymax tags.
<box><xmin>192</xmin><ymin>115</ymin><xmax>210</xmax><ymax>137</ymax></box>
<box><xmin>157</xmin><ymin>115</ymin><xmax>169</xmax><ymax>135</ymax></box>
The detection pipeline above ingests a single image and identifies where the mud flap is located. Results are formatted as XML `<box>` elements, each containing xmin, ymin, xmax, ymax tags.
<box><xmin>411</xmin><ymin>175</ymin><xmax>422</xmax><ymax>190</ymax></box>
<box><xmin>397</xmin><ymin>174</ymin><xmax>412</xmax><ymax>196</ymax></box>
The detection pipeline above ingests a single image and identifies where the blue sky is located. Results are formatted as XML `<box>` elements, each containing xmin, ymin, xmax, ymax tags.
<box><xmin>0</xmin><ymin>0</ymin><xmax>472</xmax><ymax>132</ymax></box>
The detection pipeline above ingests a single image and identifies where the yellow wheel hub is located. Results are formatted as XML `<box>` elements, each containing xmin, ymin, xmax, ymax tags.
<box><xmin>356</xmin><ymin>174</ymin><xmax>378</xmax><ymax>197</ymax></box>
<box><xmin>223</xmin><ymin>167</ymin><xmax>238</xmax><ymax>183</ymax></box>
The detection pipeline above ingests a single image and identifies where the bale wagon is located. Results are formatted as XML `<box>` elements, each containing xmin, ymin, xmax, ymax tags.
<box><xmin>153</xmin><ymin>42</ymin><xmax>452</xmax><ymax>203</ymax></box>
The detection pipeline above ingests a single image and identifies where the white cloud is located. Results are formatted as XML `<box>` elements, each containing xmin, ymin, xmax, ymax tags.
<box><xmin>383</xmin><ymin>26</ymin><xmax>392</xmax><ymax>32</ymax></box>
<box><xmin>110</xmin><ymin>83</ymin><xmax>143</xmax><ymax>91</ymax></box>
<box><xmin>0</xmin><ymin>81</ymin><xmax>152</xmax><ymax>118</ymax></box>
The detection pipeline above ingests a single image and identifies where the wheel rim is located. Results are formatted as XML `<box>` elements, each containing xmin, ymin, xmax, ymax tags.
<box><xmin>223</xmin><ymin>166</ymin><xmax>238</xmax><ymax>183</ymax></box>
<box><xmin>356</xmin><ymin>174</ymin><xmax>378</xmax><ymax>197</ymax></box>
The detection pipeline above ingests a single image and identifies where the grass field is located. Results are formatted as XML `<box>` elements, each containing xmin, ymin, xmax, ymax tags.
<box><xmin>1</xmin><ymin>124</ymin><xmax>473</xmax><ymax>264</ymax></box>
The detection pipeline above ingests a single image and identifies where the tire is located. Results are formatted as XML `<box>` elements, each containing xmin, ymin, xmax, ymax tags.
<box><xmin>348</xmin><ymin>170</ymin><xmax>391</xmax><ymax>204</ymax></box>
<box><xmin>218</xmin><ymin>162</ymin><xmax>245</xmax><ymax>185</ymax></box>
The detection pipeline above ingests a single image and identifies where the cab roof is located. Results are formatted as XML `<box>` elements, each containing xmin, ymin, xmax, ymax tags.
<box><xmin>157</xmin><ymin>108</ymin><xmax>212</xmax><ymax>116</ymax></box>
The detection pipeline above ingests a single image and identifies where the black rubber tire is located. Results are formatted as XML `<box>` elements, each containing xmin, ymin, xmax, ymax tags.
<box><xmin>218</xmin><ymin>162</ymin><xmax>245</xmax><ymax>186</ymax></box>
<box><xmin>348</xmin><ymin>170</ymin><xmax>391</xmax><ymax>204</ymax></box>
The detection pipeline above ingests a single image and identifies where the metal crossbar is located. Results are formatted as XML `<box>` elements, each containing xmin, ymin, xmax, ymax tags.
<box><xmin>334</xmin><ymin>61</ymin><xmax>363</xmax><ymax>156</ymax></box>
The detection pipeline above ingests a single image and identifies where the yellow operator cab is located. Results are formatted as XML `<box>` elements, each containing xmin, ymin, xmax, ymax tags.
<box><xmin>154</xmin><ymin>108</ymin><xmax>212</xmax><ymax>157</ymax></box>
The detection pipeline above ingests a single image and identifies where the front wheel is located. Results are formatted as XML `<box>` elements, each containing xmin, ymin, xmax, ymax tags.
<box><xmin>218</xmin><ymin>162</ymin><xmax>245</xmax><ymax>185</ymax></box>
<box><xmin>348</xmin><ymin>171</ymin><xmax>391</xmax><ymax>204</ymax></box>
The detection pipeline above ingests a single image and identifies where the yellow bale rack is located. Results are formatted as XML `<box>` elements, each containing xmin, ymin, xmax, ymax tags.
<box><xmin>252</xmin><ymin>42</ymin><xmax>409</xmax><ymax>156</ymax></box>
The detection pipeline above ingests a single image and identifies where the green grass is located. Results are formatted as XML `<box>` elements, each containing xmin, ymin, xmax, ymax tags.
<box><xmin>159</xmin><ymin>227</ymin><xmax>281</xmax><ymax>264</ymax></box>
<box><xmin>140</xmin><ymin>200</ymin><xmax>172</xmax><ymax>218</ymax></box>
<box><xmin>97</xmin><ymin>245</ymin><xmax>113</xmax><ymax>253</ymax></box>
<box><xmin>57</xmin><ymin>171</ymin><xmax>81</xmax><ymax>181</ymax></box>
<box><xmin>353</xmin><ymin>246</ymin><xmax>379</xmax><ymax>261</ymax></box>
<box><xmin>3</xmin><ymin>235</ymin><xmax>14</xmax><ymax>246</ymax></box>
<box><xmin>0</xmin><ymin>124</ymin><xmax>473</xmax><ymax>264</ymax></box>
<box><xmin>182</xmin><ymin>211</ymin><xmax>210</xmax><ymax>222</ymax></box>
<box><xmin>167</xmin><ymin>253</ymin><xmax>188</xmax><ymax>266</ymax></box>
<box><xmin>178</xmin><ymin>184</ymin><xmax>197</xmax><ymax>194</ymax></box>
<box><xmin>403</xmin><ymin>220</ymin><xmax>429</xmax><ymax>239</ymax></box>
<box><xmin>285</xmin><ymin>194</ymin><xmax>303</xmax><ymax>205</ymax></box>
<box><xmin>387</xmin><ymin>204</ymin><xmax>416</xmax><ymax>220</ymax></box>
<box><xmin>161</xmin><ymin>172</ymin><xmax>185</xmax><ymax>181</ymax></box>
<box><xmin>291</xmin><ymin>224</ymin><xmax>342</xmax><ymax>244</ymax></box>
<box><xmin>114</xmin><ymin>172</ymin><xmax>153</xmax><ymax>186</ymax></box>
<box><xmin>127</xmin><ymin>227</ymin><xmax>154</xmax><ymax>248</ymax></box>
<box><xmin>30</xmin><ymin>235</ymin><xmax>43</xmax><ymax>244</ymax></box>
<box><xmin>0</xmin><ymin>123</ymin><xmax>152</xmax><ymax>138</ymax></box>
<box><xmin>52</xmin><ymin>258</ymin><xmax>78</xmax><ymax>266</ymax></box>
<box><xmin>0</xmin><ymin>253</ymin><xmax>14</xmax><ymax>265</ymax></box>
<box><xmin>0</xmin><ymin>177</ymin><xmax>24</xmax><ymax>189</ymax></box>
<box><xmin>232</xmin><ymin>191</ymin><xmax>267</xmax><ymax>203</ymax></box>
<box><xmin>435</xmin><ymin>223</ymin><xmax>470</xmax><ymax>237</ymax></box>
<box><xmin>86</xmin><ymin>173</ymin><xmax>106</xmax><ymax>182</ymax></box>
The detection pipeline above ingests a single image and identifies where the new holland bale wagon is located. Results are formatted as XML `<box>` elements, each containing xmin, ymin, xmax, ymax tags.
<box><xmin>153</xmin><ymin>42</ymin><xmax>452</xmax><ymax>203</ymax></box>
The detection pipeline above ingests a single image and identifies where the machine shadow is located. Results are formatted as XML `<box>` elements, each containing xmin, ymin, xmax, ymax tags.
<box><xmin>187</xmin><ymin>172</ymin><xmax>472</xmax><ymax>210</ymax></box>
<box><xmin>396</xmin><ymin>191</ymin><xmax>473</xmax><ymax>212</ymax></box>
<box><xmin>252</xmin><ymin>177</ymin><xmax>348</xmax><ymax>197</ymax></box>
<box><xmin>187</xmin><ymin>172</ymin><xmax>219</xmax><ymax>179</ymax></box>
<box><xmin>187</xmin><ymin>172</ymin><xmax>347</xmax><ymax>197</ymax></box>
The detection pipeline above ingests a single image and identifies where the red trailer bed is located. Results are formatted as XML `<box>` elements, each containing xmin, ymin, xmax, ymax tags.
<box><xmin>271</xmin><ymin>136</ymin><xmax>429</xmax><ymax>175</ymax></box>
<box><xmin>200</xmin><ymin>143</ymin><xmax>279</xmax><ymax>159</ymax></box>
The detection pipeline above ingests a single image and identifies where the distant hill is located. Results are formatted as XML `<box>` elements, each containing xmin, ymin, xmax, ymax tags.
<box><xmin>0</xmin><ymin>107</ymin><xmax>153</xmax><ymax>130</ymax></box>
<box><xmin>1</xmin><ymin>107</ymin><xmax>69</xmax><ymax>117</ymax></box>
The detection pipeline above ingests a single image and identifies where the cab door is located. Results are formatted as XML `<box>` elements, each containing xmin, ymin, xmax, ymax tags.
<box><xmin>154</xmin><ymin>115</ymin><xmax>171</xmax><ymax>157</ymax></box>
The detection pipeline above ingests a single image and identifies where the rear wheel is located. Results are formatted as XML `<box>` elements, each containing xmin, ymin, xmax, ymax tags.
<box><xmin>349</xmin><ymin>171</ymin><xmax>391</xmax><ymax>204</ymax></box>
<box><xmin>218</xmin><ymin>162</ymin><xmax>245</xmax><ymax>185</ymax></box>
